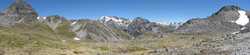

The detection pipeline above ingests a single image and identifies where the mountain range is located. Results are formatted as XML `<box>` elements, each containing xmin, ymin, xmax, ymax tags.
<box><xmin>0</xmin><ymin>0</ymin><xmax>250</xmax><ymax>55</ymax></box>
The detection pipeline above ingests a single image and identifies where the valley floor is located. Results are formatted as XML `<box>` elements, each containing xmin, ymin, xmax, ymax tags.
<box><xmin>0</xmin><ymin>23</ymin><xmax>244</xmax><ymax>55</ymax></box>
<box><xmin>0</xmin><ymin>31</ymin><xmax>231</xmax><ymax>55</ymax></box>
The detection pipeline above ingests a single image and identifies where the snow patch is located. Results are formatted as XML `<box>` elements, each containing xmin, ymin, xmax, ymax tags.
<box><xmin>43</xmin><ymin>17</ymin><xmax>47</xmax><ymax>19</ymax></box>
<box><xmin>73</xmin><ymin>37</ymin><xmax>81</xmax><ymax>40</ymax></box>
<box><xmin>71</xmin><ymin>21</ymin><xmax>77</xmax><ymax>25</ymax></box>
<box><xmin>100</xmin><ymin>16</ymin><xmax>130</xmax><ymax>25</ymax></box>
<box><xmin>235</xmin><ymin>10</ymin><xmax>249</xmax><ymax>26</ymax></box>
<box><xmin>101</xmin><ymin>16</ymin><xmax>122</xmax><ymax>23</ymax></box>
<box><xmin>231</xmin><ymin>10</ymin><xmax>249</xmax><ymax>34</ymax></box>
<box><xmin>241</xmin><ymin>27</ymin><xmax>247</xmax><ymax>30</ymax></box>
<box><xmin>37</xmin><ymin>17</ymin><xmax>40</xmax><ymax>19</ymax></box>
<box><xmin>37</xmin><ymin>17</ymin><xmax>47</xmax><ymax>20</ymax></box>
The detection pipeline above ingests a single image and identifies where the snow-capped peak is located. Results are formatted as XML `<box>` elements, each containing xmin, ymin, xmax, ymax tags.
<box><xmin>37</xmin><ymin>16</ymin><xmax>47</xmax><ymax>20</ymax></box>
<box><xmin>43</xmin><ymin>17</ymin><xmax>47</xmax><ymax>19</ymax></box>
<box><xmin>71</xmin><ymin>21</ymin><xmax>78</xmax><ymax>25</ymax></box>
<box><xmin>100</xmin><ymin>16</ymin><xmax>123</xmax><ymax>23</ymax></box>
<box><xmin>100</xmin><ymin>16</ymin><xmax>130</xmax><ymax>25</ymax></box>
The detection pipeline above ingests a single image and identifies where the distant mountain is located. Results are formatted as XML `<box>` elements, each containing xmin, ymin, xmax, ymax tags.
<box><xmin>3</xmin><ymin>0</ymin><xmax>38</xmax><ymax>22</ymax></box>
<box><xmin>0</xmin><ymin>12</ymin><xmax>4</xmax><ymax>15</ymax></box>
<box><xmin>0</xmin><ymin>0</ymin><xmax>38</xmax><ymax>27</ymax></box>
<box><xmin>127</xmin><ymin>17</ymin><xmax>151</xmax><ymax>36</ymax></box>
<box><xmin>2</xmin><ymin>0</ymin><xmax>250</xmax><ymax>55</ymax></box>
<box><xmin>99</xmin><ymin>16</ymin><xmax>171</xmax><ymax>38</ymax></box>
<box><xmin>127</xmin><ymin>17</ymin><xmax>171</xmax><ymax>38</ymax></box>
<box><xmin>177</xmin><ymin>5</ymin><xmax>250</xmax><ymax>34</ymax></box>
<box><xmin>0</xmin><ymin>0</ymin><xmax>172</xmax><ymax>40</ymax></box>
<box><xmin>99</xmin><ymin>16</ymin><xmax>130</xmax><ymax>25</ymax></box>
<box><xmin>70</xmin><ymin>19</ymin><xmax>132</xmax><ymax>41</ymax></box>
<box><xmin>99</xmin><ymin>16</ymin><xmax>130</xmax><ymax>30</ymax></box>
<box><xmin>37</xmin><ymin>15</ymin><xmax>67</xmax><ymax>31</ymax></box>
<box><xmin>3</xmin><ymin>0</ymin><xmax>250</xmax><ymax>41</ymax></box>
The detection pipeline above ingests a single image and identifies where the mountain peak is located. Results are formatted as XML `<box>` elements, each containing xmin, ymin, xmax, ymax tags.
<box><xmin>132</xmin><ymin>17</ymin><xmax>150</xmax><ymax>23</ymax></box>
<box><xmin>2</xmin><ymin>0</ymin><xmax>38</xmax><ymax>22</ymax></box>
<box><xmin>15</xmin><ymin>0</ymin><xmax>25</xmax><ymax>3</ymax></box>
<box><xmin>177</xmin><ymin>5</ymin><xmax>248</xmax><ymax>34</ymax></box>
<box><xmin>218</xmin><ymin>5</ymin><xmax>242</xmax><ymax>12</ymax></box>
<box><xmin>4</xmin><ymin>0</ymin><xmax>37</xmax><ymax>16</ymax></box>
<box><xmin>99</xmin><ymin>16</ymin><xmax>129</xmax><ymax>24</ymax></box>
<box><xmin>213</xmin><ymin>5</ymin><xmax>242</xmax><ymax>16</ymax></box>
<box><xmin>210</xmin><ymin>5</ymin><xmax>244</xmax><ymax>21</ymax></box>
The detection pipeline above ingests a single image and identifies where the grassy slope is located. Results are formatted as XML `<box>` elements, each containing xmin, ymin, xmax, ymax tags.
<box><xmin>0</xmin><ymin>22</ymin><xmax>78</xmax><ymax>55</ymax></box>
<box><xmin>0</xmin><ymin>22</ymin><xmax>223</xmax><ymax>55</ymax></box>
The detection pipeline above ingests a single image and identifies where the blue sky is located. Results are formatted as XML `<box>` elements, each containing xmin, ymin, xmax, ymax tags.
<box><xmin>0</xmin><ymin>0</ymin><xmax>249</xmax><ymax>23</ymax></box>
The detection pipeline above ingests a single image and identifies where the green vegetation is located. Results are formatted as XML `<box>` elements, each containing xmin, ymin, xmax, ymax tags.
<box><xmin>0</xmin><ymin>22</ymin><xmax>221</xmax><ymax>55</ymax></box>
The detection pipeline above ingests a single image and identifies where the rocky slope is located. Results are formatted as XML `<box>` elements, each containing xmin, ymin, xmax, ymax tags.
<box><xmin>70</xmin><ymin>19</ymin><xmax>132</xmax><ymax>41</ymax></box>
<box><xmin>177</xmin><ymin>5</ymin><xmax>250</xmax><ymax>34</ymax></box>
